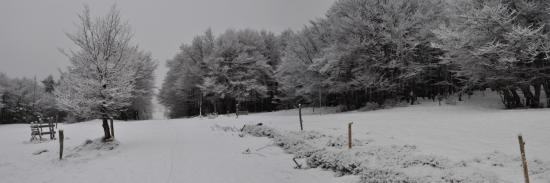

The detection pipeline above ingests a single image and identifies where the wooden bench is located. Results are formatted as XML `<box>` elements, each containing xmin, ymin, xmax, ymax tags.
<box><xmin>30</xmin><ymin>118</ymin><xmax>56</xmax><ymax>141</ymax></box>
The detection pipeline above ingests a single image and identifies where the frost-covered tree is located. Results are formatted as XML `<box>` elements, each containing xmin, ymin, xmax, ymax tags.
<box><xmin>199</xmin><ymin>29</ymin><xmax>272</xmax><ymax>106</ymax></box>
<box><xmin>56</xmin><ymin>5</ymin><xmax>154</xmax><ymax>140</ymax></box>
<box><xmin>1</xmin><ymin>78</ymin><xmax>37</xmax><ymax>123</ymax></box>
<box><xmin>276</xmin><ymin>27</ymin><xmax>326</xmax><ymax>108</ymax></box>
<box><xmin>41</xmin><ymin>75</ymin><xmax>55</xmax><ymax>93</ymax></box>
<box><xmin>159</xmin><ymin>0</ymin><xmax>550</xmax><ymax>114</ymax></box>
<box><xmin>124</xmin><ymin>51</ymin><xmax>157</xmax><ymax>120</ymax></box>
<box><xmin>436</xmin><ymin>0</ymin><xmax>550</xmax><ymax>108</ymax></box>
<box><xmin>160</xmin><ymin>29</ymin><xmax>279</xmax><ymax>117</ymax></box>
<box><xmin>0</xmin><ymin>74</ymin><xmax>57</xmax><ymax>124</ymax></box>
<box><xmin>277</xmin><ymin>0</ymin><xmax>448</xmax><ymax>109</ymax></box>
<box><xmin>159</xmin><ymin>29</ymin><xmax>214</xmax><ymax>117</ymax></box>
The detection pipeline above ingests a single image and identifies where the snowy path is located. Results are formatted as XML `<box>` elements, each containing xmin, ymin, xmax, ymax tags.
<box><xmin>0</xmin><ymin>119</ymin><xmax>355</xmax><ymax>183</ymax></box>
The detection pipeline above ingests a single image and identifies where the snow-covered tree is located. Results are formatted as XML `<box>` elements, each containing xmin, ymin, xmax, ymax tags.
<box><xmin>200</xmin><ymin>29</ymin><xmax>272</xmax><ymax>103</ymax></box>
<box><xmin>276</xmin><ymin>27</ymin><xmax>326</xmax><ymax>108</ymax></box>
<box><xmin>124</xmin><ymin>51</ymin><xmax>157</xmax><ymax>120</ymax></box>
<box><xmin>56</xmin><ymin>5</ymin><xmax>154</xmax><ymax>139</ymax></box>
<box><xmin>159</xmin><ymin>29</ymin><xmax>214</xmax><ymax>117</ymax></box>
<box><xmin>436</xmin><ymin>0</ymin><xmax>550</xmax><ymax>108</ymax></box>
<box><xmin>0</xmin><ymin>74</ymin><xmax>58</xmax><ymax>124</ymax></box>
<box><xmin>41</xmin><ymin>75</ymin><xmax>55</xmax><ymax>93</ymax></box>
<box><xmin>278</xmin><ymin>0</ymin><xmax>448</xmax><ymax>109</ymax></box>
<box><xmin>160</xmin><ymin>29</ymin><xmax>279</xmax><ymax>117</ymax></box>
<box><xmin>158</xmin><ymin>0</ymin><xmax>550</xmax><ymax>115</ymax></box>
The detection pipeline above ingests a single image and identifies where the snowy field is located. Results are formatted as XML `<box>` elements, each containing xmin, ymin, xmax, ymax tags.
<box><xmin>1</xmin><ymin>93</ymin><xmax>549</xmax><ymax>183</ymax></box>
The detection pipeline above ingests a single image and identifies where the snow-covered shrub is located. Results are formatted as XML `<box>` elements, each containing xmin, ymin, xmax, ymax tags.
<box><xmin>528</xmin><ymin>159</ymin><xmax>550</xmax><ymax>175</ymax></box>
<box><xmin>364</xmin><ymin>145</ymin><xmax>417</xmax><ymax>168</ymax></box>
<box><xmin>470</xmin><ymin>151</ymin><xmax>550</xmax><ymax>176</ymax></box>
<box><xmin>242</xmin><ymin>124</ymin><xmax>279</xmax><ymax>138</ymax></box>
<box><xmin>359</xmin><ymin>168</ymin><xmax>420</xmax><ymax>183</ymax></box>
<box><xmin>64</xmin><ymin>138</ymin><xmax>120</xmax><ymax>159</ymax></box>
<box><xmin>471</xmin><ymin>151</ymin><xmax>516</xmax><ymax>167</ymax></box>
<box><xmin>72</xmin><ymin>138</ymin><xmax>119</xmax><ymax>152</ymax></box>
<box><xmin>401</xmin><ymin>154</ymin><xmax>451</xmax><ymax>169</ymax></box>
<box><xmin>240</xmin><ymin>124</ymin><xmax>547</xmax><ymax>182</ymax></box>
<box><xmin>273</xmin><ymin>134</ymin><xmax>321</xmax><ymax>158</ymax></box>
<box><xmin>306</xmin><ymin>144</ymin><xmax>419</xmax><ymax>176</ymax></box>
<box><xmin>326</xmin><ymin>135</ymin><xmax>364</xmax><ymax>148</ymax></box>
<box><xmin>307</xmin><ymin>149</ymin><xmax>369</xmax><ymax>175</ymax></box>
<box><xmin>439</xmin><ymin>167</ymin><xmax>499</xmax><ymax>183</ymax></box>
<box><xmin>210</xmin><ymin>124</ymin><xmax>240</xmax><ymax>132</ymax></box>
<box><xmin>273</xmin><ymin>131</ymin><xmax>325</xmax><ymax>158</ymax></box>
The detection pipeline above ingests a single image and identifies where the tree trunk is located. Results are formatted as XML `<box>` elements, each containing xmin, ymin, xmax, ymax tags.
<box><xmin>520</xmin><ymin>86</ymin><xmax>536</xmax><ymax>108</ymax></box>
<box><xmin>533</xmin><ymin>83</ymin><xmax>541</xmax><ymax>108</ymax></box>
<box><xmin>500</xmin><ymin>89</ymin><xmax>512</xmax><ymax>109</ymax></box>
<box><xmin>511</xmin><ymin>89</ymin><xmax>523</xmax><ymax>108</ymax></box>
<box><xmin>543</xmin><ymin>81</ymin><xmax>550</xmax><ymax>107</ymax></box>
<box><xmin>102</xmin><ymin>118</ymin><xmax>112</xmax><ymax>140</ymax></box>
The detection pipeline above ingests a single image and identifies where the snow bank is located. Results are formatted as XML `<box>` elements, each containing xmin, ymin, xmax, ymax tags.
<box><xmin>64</xmin><ymin>138</ymin><xmax>120</xmax><ymax>159</ymax></box>
<box><xmin>240</xmin><ymin>124</ymin><xmax>549</xmax><ymax>182</ymax></box>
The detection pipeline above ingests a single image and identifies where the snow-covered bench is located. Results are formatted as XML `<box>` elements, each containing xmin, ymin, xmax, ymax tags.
<box><xmin>30</xmin><ymin>117</ymin><xmax>56</xmax><ymax>141</ymax></box>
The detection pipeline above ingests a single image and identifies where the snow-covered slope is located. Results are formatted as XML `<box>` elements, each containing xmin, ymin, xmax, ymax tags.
<box><xmin>0</xmin><ymin>91</ymin><xmax>549</xmax><ymax>182</ymax></box>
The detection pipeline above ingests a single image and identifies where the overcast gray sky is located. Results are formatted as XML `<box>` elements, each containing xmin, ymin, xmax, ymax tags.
<box><xmin>0</xmin><ymin>0</ymin><xmax>334</xmax><ymax>88</ymax></box>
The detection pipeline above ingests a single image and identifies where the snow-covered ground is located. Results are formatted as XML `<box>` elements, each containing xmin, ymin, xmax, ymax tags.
<box><xmin>1</xmin><ymin>92</ymin><xmax>549</xmax><ymax>182</ymax></box>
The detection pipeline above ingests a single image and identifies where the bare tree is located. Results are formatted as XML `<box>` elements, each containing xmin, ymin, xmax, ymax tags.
<box><xmin>56</xmin><ymin>5</ymin><xmax>141</xmax><ymax>140</ymax></box>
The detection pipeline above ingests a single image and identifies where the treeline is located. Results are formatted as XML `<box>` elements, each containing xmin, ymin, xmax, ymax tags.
<box><xmin>159</xmin><ymin>0</ymin><xmax>550</xmax><ymax>118</ymax></box>
<box><xmin>0</xmin><ymin>74</ymin><xmax>59</xmax><ymax>123</ymax></box>
<box><xmin>0</xmin><ymin>71</ymin><xmax>155</xmax><ymax>124</ymax></box>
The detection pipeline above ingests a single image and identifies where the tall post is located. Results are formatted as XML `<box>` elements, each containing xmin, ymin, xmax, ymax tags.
<box><xmin>55</xmin><ymin>113</ymin><xmax>58</xmax><ymax>129</ymax></box>
<box><xmin>319</xmin><ymin>86</ymin><xmax>322</xmax><ymax>111</ymax></box>
<box><xmin>49</xmin><ymin>118</ymin><xmax>54</xmax><ymax>140</ymax></box>
<box><xmin>110</xmin><ymin>117</ymin><xmax>115</xmax><ymax>139</ymax></box>
<box><xmin>299</xmin><ymin>104</ymin><xmax>303</xmax><ymax>131</ymax></box>
<box><xmin>236</xmin><ymin>103</ymin><xmax>239</xmax><ymax>119</ymax></box>
<box><xmin>59</xmin><ymin>129</ymin><xmax>64</xmax><ymax>160</ymax></box>
<box><xmin>32</xmin><ymin>76</ymin><xmax>36</xmax><ymax>113</ymax></box>
<box><xmin>518</xmin><ymin>135</ymin><xmax>530</xmax><ymax>183</ymax></box>
<box><xmin>199</xmin><ymin>93</ymin><xmax>203</xmax><ymax>117</ymax></box>
<box><xmin>348</xmin><ymin>122</ymin><xmax>353</xmax><ymax>149</ymax></box>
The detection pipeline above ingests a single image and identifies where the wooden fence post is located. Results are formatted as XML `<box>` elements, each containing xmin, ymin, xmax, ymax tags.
<box><xmin>518</xmin><ymin>135</ymin><xmax>530</xmax><ymax>183</ymax></box>
<box><xmin>236</xmin><ymin>103</ymin><xmax>239</xmax><ymax>119</ymax></box>
<box><xmin>59</xmin><ymin>129</ymin><xmax>64</xmax><ymax>160</ymax></box>
<box><xmin>348</xmin><ymin>122</ymin><xmax>353</xmax><ymax>149</ymax></box>
<box><xmin>110</xmin><ymin>117</ymin><xmax>115</xmax><ymax>139</ymax></box>
<box><xmin>299</xmin><ymin>104</ymin><xmax>303</xmax><ymax>131</ymax></box>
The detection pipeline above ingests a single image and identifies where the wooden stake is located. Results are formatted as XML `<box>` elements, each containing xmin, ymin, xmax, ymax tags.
<box><xmin>59</xmin><ymin>129</ymin><xmax>64</xmax><ymax>160</ymax></box>
<box><xmin>298</xmin><ymin>104</ymin><xmax>303</xmax><ymax>131</ymax></box>
<box><xmin>348</xmin><ymin>122</ymin><xmax>353</xmax><ymax>149</ymax></box>
<box><xmin>236</xmin><ymin>103</ymin><xmax>239</xmax><ymax>119</ymax></box>
<box><xmin>518</xmin><ymin>135</ymin><xmax>530</xmax><ymax>183</ymax></box>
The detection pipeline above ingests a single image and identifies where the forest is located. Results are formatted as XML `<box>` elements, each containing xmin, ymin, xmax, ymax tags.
<box><xmin>159</xmin><ymin>0</ymin><xmax>550</xmax><ymax>118</ymax></box>
<box><xmin>2</xmin><ymin>0</ymin><xmax>550</xmax><ymax>122</ymax></box>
